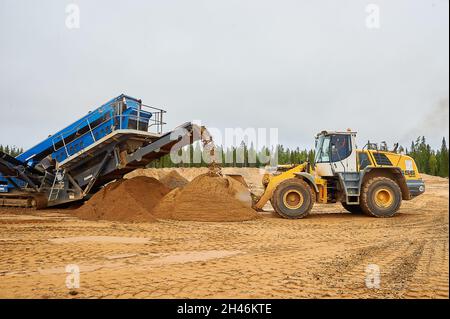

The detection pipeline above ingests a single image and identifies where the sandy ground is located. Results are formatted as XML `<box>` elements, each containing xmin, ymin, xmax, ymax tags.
<box><xmin>0</xmin><ymin>169</ymin><xmax>448</xmax><ymax>299</ymax></box>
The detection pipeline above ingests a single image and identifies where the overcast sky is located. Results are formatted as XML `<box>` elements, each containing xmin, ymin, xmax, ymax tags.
<box><xmin>0</xmin><ymin>0</ymin><xmax>448</xmax><ymax>151</ymax></box>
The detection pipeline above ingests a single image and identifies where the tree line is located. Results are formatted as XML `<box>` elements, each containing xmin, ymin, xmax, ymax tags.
<box><xmin>148</xmin><ymin>136</ymin><xmax>449</xmax><ymax>178</ymax></box>
<box><xmin>407</xmin><ymin>137</ymin><xmax>448</xmax><ymax>178</ymax></box>
<box><xmin>1</xmin><ymin>136</ymin><xmax>448</xmax><ymax>177</ymax></box>
<box><xmin>147</xmin><ymin>143</ymin><xmax>315</xmax><ymax>169</ymax></box>
<box><xmin>0</xmin><ymin>145</ymin><xmax>24</xmax><ymax>157</ymax></box>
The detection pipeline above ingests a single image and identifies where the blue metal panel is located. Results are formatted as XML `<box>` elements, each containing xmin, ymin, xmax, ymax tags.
<box><xmin>16</xmin><ymin>94</ymin><xmax>150</xmax><ymax>166</ymax></box>
<box><xmin>1</xmin><ymin>94</ymin><xmax>153</xmax><ymax>191</ymax></box>
<box><xmin>50</xmin><ymin>97</ymin><xmax>152</xmax><ymax>163</ymax></box>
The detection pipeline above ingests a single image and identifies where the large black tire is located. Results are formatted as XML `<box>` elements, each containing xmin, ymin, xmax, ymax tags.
<box><xmin>341</xmin><ymin>202</ymin><xmax>364</xmax><ymax>214</ymax></box>
<box><xmin>271</xmin><ymin>178</ymin><xmax>316</xmax><ymax>219</ymax></box>
<box><xmin>360</xmin><ymin>177</ymin><xmax>402</xmax><ymax>217</ymax></box>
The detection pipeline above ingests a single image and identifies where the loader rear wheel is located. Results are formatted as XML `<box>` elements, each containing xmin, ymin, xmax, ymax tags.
<box><xmin>341</xmin><ymin>202</ymin><xmax>363</xmax><ymax>214</ymax></box>
<box><xmin>360</xmin><ymin>177</ymin><xmax>402</xmax><ymax>217</ymax></box>
<box><xmin>272</xmin><ymin>178</ymin><xmax>316</xmax><ymax>219</ymax></box>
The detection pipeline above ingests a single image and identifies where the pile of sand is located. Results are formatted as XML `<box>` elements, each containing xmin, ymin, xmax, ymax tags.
<box><xmin>125</xmin><ymin>168</ymin><xmax>162</xmax><ymax>180</ymax></box>
<box><xmin>152</xmin><ymin>174</ymin><xmax>260</xmax><ymax>222</ymax></box>
<box><xmin>76</xmin><ymin>176</ymin><xmax>170</xmax><ymax>222</ymax></box>
<box><xmin>159</xmin><ymin>170</ymin><xmax>189</xmax><ymax>189</ymax></box>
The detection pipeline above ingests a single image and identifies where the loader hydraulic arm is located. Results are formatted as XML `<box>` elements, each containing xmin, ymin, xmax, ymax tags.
<box><xmin>253</xmin><ymin>163</ymin><xmax>309</xmax><ymax>210</ymax></box>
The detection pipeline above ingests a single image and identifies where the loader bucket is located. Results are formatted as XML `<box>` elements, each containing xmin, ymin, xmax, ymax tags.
<box><xmin>224</xmin><ymin>174</ymin><xmax>253</xmax><ymax>208</ymax></box>
<box><xmin>224</xmin><ymin>174</ymin><xmax>249</xmax><ymax>188</ymax></box>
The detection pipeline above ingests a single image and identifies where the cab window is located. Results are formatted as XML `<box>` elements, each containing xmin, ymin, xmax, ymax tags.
<box><xmin>315</xmin><ymin>136</ymin><xmax>331</xmax><ymax>163</ymax></box>
<box><xmin>330</xmin><ymin>134</ymin><xmax>352</xmax><ymax>162</ymax></box>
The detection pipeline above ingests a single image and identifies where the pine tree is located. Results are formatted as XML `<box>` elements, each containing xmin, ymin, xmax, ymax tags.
<box><xmin>429</xmin><ymin>153</ymin><xmax>438</xmax><ymax>176</ymax></box>
<box><xmin>439</xmin><ymin>137</ymin><xmax>449</xmax><ymax>177</ymax></box>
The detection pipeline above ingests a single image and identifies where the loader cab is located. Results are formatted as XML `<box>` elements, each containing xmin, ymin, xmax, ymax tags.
<box><xmin>314</xmin><ymin>130</ymin><xmax>358</xmax><ymax>177</ymax></box>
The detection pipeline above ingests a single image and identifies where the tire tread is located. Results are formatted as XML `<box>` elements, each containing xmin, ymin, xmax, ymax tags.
<box><xmin>360</xmin><ymin>176</ymin><xmax>402</xmax><ymax>217</ymax></box>
<box><xmin>272</xmin><ymin>178</ymin><xmax>316</xmax><ymax>219</ymax></box>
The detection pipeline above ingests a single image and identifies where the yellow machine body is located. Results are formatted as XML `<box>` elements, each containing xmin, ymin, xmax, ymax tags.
<box><xmin>254</xmin><ymin>148</ymin><xmax>424</xmax><ymax>211</ymax></box>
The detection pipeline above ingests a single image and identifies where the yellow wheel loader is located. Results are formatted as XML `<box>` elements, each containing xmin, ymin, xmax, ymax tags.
<box><xmin>252</xmin><ymin>130</ymin><xmax>425</xmax><ymax>218</ymax></box>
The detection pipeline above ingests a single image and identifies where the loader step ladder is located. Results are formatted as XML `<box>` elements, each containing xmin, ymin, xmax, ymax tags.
<box><xmin>338</xmin><ymin>172</ymin><xmax>361</xmax><ymax>204</ymax></box>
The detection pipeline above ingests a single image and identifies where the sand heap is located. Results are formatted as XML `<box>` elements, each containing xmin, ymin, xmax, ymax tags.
<box><xmin>76</xmin><ymin>176</ymin><xmax>170</xmax><ymax>222</ymax></box>
<box><xmin>152</xmin><ymin>174</ymin><xmax>260</xmax><ymax>222</ymax></box>
<box><xmin>125</xmin><ymin>168</ymin><xmax>162</xmax><ymax>180</ymax></box>
<box><xmin>159</xmin><ymin>170</ymin><xmax>189</xmax><ymax>189</ymax></box>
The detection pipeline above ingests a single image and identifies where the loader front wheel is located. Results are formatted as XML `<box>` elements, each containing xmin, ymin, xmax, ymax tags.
<box><xmin>272</xmin><ymin>178</ymin><xmax>316</xmax><ymax>219</ymax></box>
<box><xmin>360</xmin><ymin>177</ymin><xmax>402</xmax><ymax>217</ymax></box>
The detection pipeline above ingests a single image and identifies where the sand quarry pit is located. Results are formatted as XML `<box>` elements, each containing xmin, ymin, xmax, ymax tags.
<box><xmin>0</xmin><ymin>168</ymin><xmax>448</xmax><ymax>299</ymax></box>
